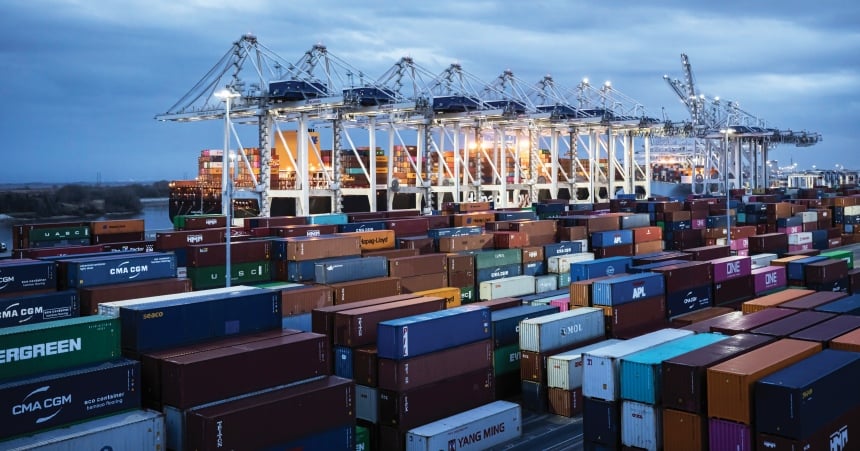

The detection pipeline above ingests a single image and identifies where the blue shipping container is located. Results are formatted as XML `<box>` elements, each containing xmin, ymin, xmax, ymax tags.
<box><xmin>260</xmin><ymin>424</ymin><xmax>354</xmax><ymax>451</ymax></box>
<box><xmin>522</xmin><ymin>261</ymin><xmax>546</xmax><ymax>277</ymax></box>
<box><xmin>333</xmin><ymin>345</ymin><xmax>353</xmax><ymax>379</ymax></box>
<box><xmin>281</xmin><ymin>313</ymin><xmax>312</xmax><ymax>331</ymax></box>
<box><xmin>495</xmin><ymin>211</ymin><xmax>537</xmax><ymax>221</ymax></box>
<box><xmin>314</xmin><ymin>256</ymin><xmax>387</xmax><ymax>284</ymax></box>
<box><xmin>309</xmin><ymin>213</ymin><xmax>348</xmax><ymax>225</ymax></box>
<box><xmin>337</xmin><ymin>221</ymin><xmax>386</xmax><ymax>233</ymax></box>
<box><xmin>592</xmin><ymin>273</ymin><xmax>665</xmax><ymax>307</ymax></box>
<box><xmin>814</xmin><ymin>294</ymin><xmax>860</xmax><ymax>315</ymax></box>
<box><xmin>426</xmin><ymin>226</ymin><xmax>483</xmax><ymax>240</ymax></box>
<box><xmin>787</xmin><ymin>256</ymin><xmax>829</xmax><ymax>282</ymax></box>
<box><xmin>755</xmin><ymin>349</ymin><xmax>860</xmax><ymax>440</ymax></box>
<box><xmin>582</xmin><ymin>397</ymin><xmax>620</xmax><ymax>447</ymax></box>
<box><xmin>629</xmin><ymin>259</ymin><xmax>690</xmax><ymax>273</ymax></box>
<box><xmin>377</xmin><ymin>305</ymin><xmax>491</xmax><ymax>360</ymax></box>
<box><xmin>476</xmin><ymin>264</ymin><xmax>522</xmax><ymax>283</ymax></box>
<box><xmin>491</xmin><ymin>304</ymin><xmax>560</xmax><ymax>348</ymax></box>
<box><xmin>285</xmin><ymin>255</ymin><xmax>362</xmax><ymax>282</ymax></box>
<box><xmin>117</xmin><ymin>288</ymin><xmax>281</xmax><ymax>353</ymax></box>
<box><xmin>544</xmin><ymin>241</ymin><xmax>583</xmax><ymax>258</ymax></box>
<box><xmin>61</xmin><ymin>252</ymin><xmax>177</xmax><ymax>288</ymax></box>
<box><xmin>590</xmin><ymin>230</ymin><xmax>633</xmax><ymax>248</ymax></box>
<box><xmin>666</xmin><ymin>284</ymin><xmax>713</xmax><ymax>318</ymax></box>
<box><xmin>0</xmin><ymin>290</ymin><xmax>79</xmax><ymax>328</ymax></box>
<box><xmin>0</xmin><ymin>260</ymin><xmax>56</xmax><ymax>295</ymax></box>
<box><xmin>569</xmin><ymin>257</ymin><xmax>632</xmax><ymax>282</ymax></box>
<box><xmin>519</xmin><ymin>289</ymin><xmax>568</xmax><ymax>305</ymax></box>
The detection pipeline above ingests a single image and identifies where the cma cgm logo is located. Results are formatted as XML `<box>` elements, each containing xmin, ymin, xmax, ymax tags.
<box><xmin>12</xmin><ymin>385</ymin><xmax>72</xmax><ymax>424</ymax></box>
<box><xmin>0</xmin><ymin>275</ymin><xmax>14</xmax><ymax>290</ymax></box>
<box><xmin>831</xmin><ymin>425</ymin><xmax>848</xmax><ymax>450</ymax></box>
<box><xmin>109</xmin><ymin>262</ymin><xmax>148</xmax><ymax>279</ymax></box>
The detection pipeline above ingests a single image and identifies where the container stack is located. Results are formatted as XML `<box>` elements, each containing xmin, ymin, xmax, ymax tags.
<box><xmin>490</xmin><ymin>304</ymin><xmax>560</xmax><ymax>398</ymax></box>
<box><xmin>186</xmin><ymin>240</ymin><xmax>271</xmax><ymax>289</ymax></box>
<box><xmin>592</xmin><ymin>272</ymin><xmax>668</xmax><ymax>338</ymax></box>
<box><xmin>388</xmin><ymin>254</ymin><xmax>447</xmax><ymax>293</ymax></box>
<box><xmin>545</xmin><ymin>338</ymin><xmax>622</xmax><ymax>417</ymax></box>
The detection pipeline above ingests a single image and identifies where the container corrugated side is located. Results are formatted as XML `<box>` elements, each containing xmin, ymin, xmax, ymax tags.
<box><xmin>569</xmin><ymin>256</ymin><xmax>632</xmax><ymax>281</ymax></box>
<box><xmin>376</xmin><ymin>305</ymin><xmax>491</xmax><ymax>360</ymax></box>
<box><xmin>60</xmin><ymin>252</ymin><xmax>177</xmax><ymax>288</ymax></box>
<box><xmin>621</xmin><ymin>400</ymin><xmax>660</xmax><ymax>451</ymax></box>
<box><xmin>547</xmin><ymin>338</ymin><xmax>623</xmax><ymax>390</ymax></box>
<box><xmin>186</xmin><ymin>261</ymin><xmax>271</xmax><ymax>289</ymax></box>
<box><xmin>0</xmin><ymin>290</ymin><xmax>79</xmax><ymax>328</ymax></box>
<box><xmin>356</xmin><ymin>384</ymin><xmax>378</xmax><ymax>423</ymax></box>
<box><xmin>314</xmin><ymin>256</ymin><xmax>388</xmax><ymax>284</ymax></box>
<box><xmin>479</xmin><ymin>275</ymin><xmax>536</xmax><ymax>300</ymax></box>
<box><xmin>518</xmin><ymin>307</ymin><xmax>605</xmax><ymax>353</ymax></box>
<box><xmin>754</xmin><ymin>349</ymin><xmax>860</xmax><ymax>440</ymax></box>
<box><xmin>0</xmin><ymin>315</ymin><xmax>120</xmax><ymax>380</ymax></box>
<box><xmin>547</xmin><ymin>253</ymin><xmax>594</xmax><ymax>274</ymax></box>
<box><xmin>592</xmin><ymin>272</ymin><xmax>665</xmax><ymax>307</ymax></box>
<box><xmin>0</xmin><ymin>260</ymin><xmax>57</xmax><ymax>296</ymax></box>
<box><xmin>582</xmin><ymin>328</ymin><xmax>694</xmax><ymax>402</ymax></box>
<box><xmin>708</xmin><ymin>417</ymin><xmax>753</xmax><ymax>451</ymax></box>
<box><xmin>619</xmin><ymin>333</ymin><xmax>728</xmax><ymax>405</ymax></box>
<box><xmin>405</xmin><ymin>401</ymin><xmax>522</xmax><ymax>451</ymax></box>
<box><xmin>0</xmin><ymin>409</ymin><xmax>165</xmax><ymax>451</ymax></box>
<box><xmin>662</xmin><ymin>408</ymin><xmax>706</xmax><ymax>451</ymax></box>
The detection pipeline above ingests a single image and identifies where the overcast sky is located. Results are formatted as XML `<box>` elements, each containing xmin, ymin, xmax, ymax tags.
<box><xmin>2</xmin><ymin>1</ymin><xmax>858</xmax><ymax>183</ymax></box>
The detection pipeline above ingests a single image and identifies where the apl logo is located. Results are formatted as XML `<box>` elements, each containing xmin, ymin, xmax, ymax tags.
<box><xmin>632</xmin><ymin>286</ymin><xmax>646</xmax><ymax>299</ymax></box>
<box><xmin>830</xmin><ymin>425</ymin><xmax>848</xmax><ymax>450</ymax></box>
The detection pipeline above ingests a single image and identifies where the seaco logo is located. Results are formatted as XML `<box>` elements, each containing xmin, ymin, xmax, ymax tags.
<box><xmin>830</xmin><ymin>425</ymin><xmax>848</xmax><ymax>451</ymax></box>
<box><xmin>12</xmin><ymin>385</ymin><xmax>72</xmax><ymax>424</ymax></box>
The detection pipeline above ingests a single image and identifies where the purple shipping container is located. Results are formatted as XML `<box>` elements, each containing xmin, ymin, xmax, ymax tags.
<box><xmin>780</xmin><ymin>291</ymin><xmax>847</xmax><ymax>311</ymax></box>
<box><xmin>376</xmin><ymin>305</ymin><xmax>491</xmax><ymax>360</ymax></box>
<box><xmin>748</xmin><ymin>311</ymin><xmax>836</xmax><ymax>338</ymax></box>
<box><xmin>752</xmin><ymin>265</ymin><xmax>787</xmax><ymax>294</ymax></box>
<box><xmin>789</xmin><ymin>315</ymin><xmax>860</xmax><ymax>343</ymax></box>
<box><xmin>710</xmin><ymin>308</ymin><xmax>797</xmax><ymax>335</ymax></box>
<box><xmin>709</xmin><ymin>417</ymin><xmax>753</xmax><ymax>451</ymax></box>
<box><xmin>710</xmin><ymin>255</ymin><xmax>752</xmax><ymax>283</ymax></box>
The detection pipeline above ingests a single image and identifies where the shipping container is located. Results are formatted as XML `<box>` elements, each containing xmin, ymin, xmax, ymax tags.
<box><xmin>186</xmin><ymin>260</ymin><xmax>271</xmax><ymax>289</ymax></box>
<box><xmin>492</xmin><ymin>343</ymin><xmax>521</xmax><ymax>377</ymax></box>
<box><xmin>0</xmin><ymin>315</ymin><xmax>120</xmax><ymax>380</ymax></box>
<box><xmin>547</xmin><ymin>253</ymin><xmax>595</xmax><ymax>274</ymax></box>
<box><xmin>0</xmin><ymin>290</ymin><xmax>79</xmax><ymax>328</ymax></box>
<box><xmin>388</xmin><ymin>254</ymin><xmax>447</xmax><ymax>278</ymax></box>
<box><xmin>547</xmin><ymin>339</ymin><xmax>624</xmax><ymax>390</ymax></box>
<box><xmin>58</xmin><ymin>252</ymin><xmax>176</xmax><ymax>289</ymax></box>
<box><xmin>662</xmin><ymin>408</ymin><xmax>707</xmax><ymax>451</ymax></box>
<box><xmin>544</xmin><ymin>241</ymin><xmax>583</xmax><ymax>258</ymax></box>
<box><xmin>376</xmin><ymin>305</ymin><xmax>491</xmax><ymax>360</ymax></box>
<box><xmin>665</xmin><ymin>284</ymin><xmax>712</xmax><ymax>318</ymax></box>
<box><xmin>748</xmin><ymin>310</ymin><xmax>836</xmax><ymax>337</ymax></box>
<box><xmin>583</xmin><ymin>396</ymin><xmax>621</xmax><ymax>447</ymax></box>
<box><xmin>340</xmin><ymin>229</ymin><xmax>397</xmax><ymax>251</ymax></box>
<box><xmin>756</xmin><ymin>404</ymin><xmax>859</xmax><ymax>451</ymax></box>
<box><xmin>378</xmin><ymin>367</ymin><xmax>494</xmax><ymax>430</ymax></box>
<box><xmin>155</xmin><ymin>228</ymin><xmax>226</xmax><ymax>250</ymax></box>
<box><xmin>751</xmin><ymin>265</ymin><xmax>787</xmax><ymax>294</ymax></box>
<box><xmin>619</xmin><ymin>333</ymin><xmax>728</xmax><ymax>405</ymax></box>
<box><xmin>378</xmin><ymin>339</ymin><xmax>492</xmax><ymax>391</ymax></box>
<box><xmin>708</xmin><ymin>418</ymin><xmax>753</xmax><ymax>451</ymax></box>
<box><xmin>518</xmin><ymin>307</ymin><xmax>605</xmax><ymax>353</ymax></box>
<box><xmin>479</xmin><ymin>275</ymin><xmax>536</xmax><ymax>301</ymax></box>
<box><xmin>569</xmin><ymin>256</ymin><xmax>632</xmax><ymax>282</ymax></box>
<box><xmin>183</xmin><ymin>376</ymin><xmax>354</xmax><ymax>451</ymax></box>
<box><xmin>813</xmin><ymin>294</ymin><xmax>860</xmax><ymax>315</ymax></box>
<box><xmin>404</xmin><ymin>400</ymin><xmax>521</xmax><ymax>451</ymax></box>
<box><xmin>310</xmin><ymin>294</ymin><xmax>422</xmax><ymax>345</ymax></box>
<box><xmin>356</xmin><ymin>384</ymin><xmax>378</xmax><ymax>423</ymax></box>
<box><xmin>490</xmin><ymin>304</ymin><xmax>561</xmax><ymax>348</ymax></box>
<box><xmin>547</xmin><ymin>386</ymin><xmax>583</xmax><ymax>417</ymax></box>
<box><xmin>669</xmin><ymin>306</ymin><xmax>735</xmax><ymax>328</ymax></box>
<box><xmin>275</xmin><ymin>254</ymin><xmax>362</xmax><ymax>282</ymax></box>
<box><xmin>582</xmin><ymin>328</ymin><xmax>694</xmax><ymax>402</ymax></box>
<box><xmin>744</xmin><ymin>287</ymin><xmax>817</xmax><ymax>314</ymax></box>
<box><xmin>337</xmin><ymin>220</ymin><xmax>386</xmax><ymax>233</ymax></box>
<box><xmin>710</xmin><ymin>307</ymin><xmax>798</xmax><ymax>335</ymax></box>
<box><xmin>0</xmin><ymin>358</ymin><xmax>141</xmax><ymax>440</ymax></box>
<box><xmin>709</xmin><ymin>255</ymin><xmax>752</xmax><ymax>283</ymax></box>
<box><xmin>779</xmin><ymin>290</ymin><xmax>847</xmax><ymax>311</ymax></box>
<box><xmin>186</xmin><ymin>240</ymin><xmax>270</xmax><ymax>267</ymax></box>
<box><xmin>591</xmin><ymin>230</ymin><xmax>634</xmax><ymax>248</ymax></box>
<box><xmin>159</xmin><ymin>332</ymin><xmax>329</xmax><ymax>410</ymax></box>
<box><xmin>0</xmin><ymin>259</ymin><xmax>57</xmax><ymax>296</ymax></box>
<box><xmin>520</xmin><ymin>379</ymin><xmax>548</xmax><ymax>413</ymax></box>
<box><xmin>592</xmin><ymin>273</ymin><xmax>665</xmax><ymax>307</ymax></box>
<box><xmin>436</xmin><ymin>234</ymin><xmax>494</xmax><ymax>253</ymax></box>
<box><xmin>333</xmin><ymin>296</ymin><xmax>445</xmax><ymax>347</ymax></box>
<box><xmin>273</xmin><ymin>224</ymin><xmax>338</xmax><ymax>238</ymax></box>
<box><xmin>270</xmin><ymin>283</ymin><xmax>333</xmax><ymax>316</ymax></box>
<box><xmin>0</xmin><ymin>409</ymin><xmax>165</xmax><ymax>451</ymax></box>
<box><xmin>830</xmin><ymin>327</ymin><xmax>860</xmax><ymax>352</ymax></box>
<box><xmin>788</xmin><ymin>314</ymin><xmax>860</xmax><ymax>343</ymax></box>
<box><xmin>78</xmin><ymin>278</ymin><xmax>192</xmax><ymax>315</ymax></box>
<box><xmin>706</xmin><ymin>338</ymin><xmax>822</xmax><ymax>425</ymax></box>
<box><xmin>313</xmin><ymin>256</ymin><xmax>388</xmax><ymax>284</ymax></box>
<box><xmin>602</xmin><ymin>295</ymin><xmax>668</xmax><ymax>339</ymax></box>
<box><xmin>646</xmin><ymin>261</ymin><xmax>712</xmax><ymax>294</ymax></box>
<box><xmin>475</xmin><ymin>264</ymin><xmax>522</xmax><ymax>283</ymax></box>
<box><xmin>283</xmin><ymin>235</ymin><xmax>362</xmax><ymax>261</ymax></box>
<box><xmin>712</xmin><ymin>274</ymin><xmax>754</xmax><ymax>306</ymax></box>
<box><xmin>621</xmin><ymin>400</ymin><xmax>660</xmax><ymax>451</ymax></box>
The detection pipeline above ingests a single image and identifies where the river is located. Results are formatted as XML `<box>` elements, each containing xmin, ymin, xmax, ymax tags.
<box><xmin>0</xmin><ymin>198</ymin><xmax>173</xmax><ymax>256</ymax></box>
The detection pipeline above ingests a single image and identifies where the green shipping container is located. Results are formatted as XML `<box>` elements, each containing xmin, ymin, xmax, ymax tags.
<box><xmin>186</xmin><ymin>261</ymin><xmax>272</xmax><ymax>290</ymax></box>
<box><xmin>493</xmin><ymin>343</ymin><xmax>521</xmax><ymax>376</ymax></box>
<box><xmin>355</xmin><ymin>425</ymin><xmax>371</xmax><ymax>451</ymax></box>
<box><xmin>472</xmin><ymin>249</ymin><xmax>522</xmax><ymax>270</ymax></box>
<box><xmin>820</xmin><ymin>250</ymin><xmax>854</xmax><ymax>269</ymax></box>
<box><xmin>460</xmin><ymin>286</ymin><xmax>476</xmax><ymax>304</ymax></box>
<box><xmin>172</xmin><ymin>214</ymin><xmax>224</xmax><ymax>230</ymax></box>
<box><xmin>27</xmin><ymin>226</ymin><xmax>90</xmax><ymax>243</ymax></box>
<box><xmin>0</xmin><ymin>315</ymin><xmax>120</xmax><ymax>380</ymax></box>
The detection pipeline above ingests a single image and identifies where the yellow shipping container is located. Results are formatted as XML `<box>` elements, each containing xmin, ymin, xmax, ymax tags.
<box><xmin>415</xmin><ymin>287</ymin><xmax>461</xmax><ymax>309</ymax></box>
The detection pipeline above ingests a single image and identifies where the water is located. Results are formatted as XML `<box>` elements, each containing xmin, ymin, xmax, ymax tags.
<box><xmin>0</xmin><ymin>198</ymin><xmax>172</xmax><ymax>256</ymax></box>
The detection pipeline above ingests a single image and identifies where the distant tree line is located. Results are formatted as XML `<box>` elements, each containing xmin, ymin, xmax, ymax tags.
<box><xmin>0</xmin><ymin>181</ymin><xmax>170</xmax><ymax>218</ymax></box>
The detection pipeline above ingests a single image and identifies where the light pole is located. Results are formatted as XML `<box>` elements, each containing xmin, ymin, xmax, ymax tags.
<box><xmin>721</xmin><ymin>127</ymin><xmax>735</xmax><ymax>249</ymax></box>
<box><xmin>215</xmin><ymin>87</ymin><xmax>240</xmax><ymax>287</ymax></box>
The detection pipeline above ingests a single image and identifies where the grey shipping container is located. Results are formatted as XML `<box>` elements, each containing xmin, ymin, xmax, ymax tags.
<box><xmin>356</xmin><ymin>384</ymin><xmax>379</xmax><ymax>423</ymax></box>
<box><xmin>405</xmin><ymin>400</ymin><xmax>522</xmax><ymax>451</ymax></box>
<box><xmin>490</xmin><ymin>304</ymin><xmax>560</xmax><ymax>348</ymax></box>
<box><xmin>518</xmin><ymin>307</ymin><xmax>605</xmax><ymax>353</ymax></box>
<box><xmin>314</xmin><ymin>256</ymin><xmax>388</xmax><ymax>284</ymax></box>
<box><xmin>0</xmin><ymin>409</ymin><xmax>165</xmax><ymax>451</ymax></box>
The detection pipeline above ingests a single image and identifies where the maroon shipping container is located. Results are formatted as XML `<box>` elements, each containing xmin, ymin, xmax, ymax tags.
<box><xmin>274</xmin><ymin>224</ymin><xmax>338</xmax><ymax>238</ymax></box>
<box><xmin>353</xmin><ymin>345</ymin><xmax>378</xmax><ymax>387</ymax></box>
<box><xmin>276</xmin><ymin>284</ymin><xmax>334</xmax><ymax>316</ymax></box>
<box><xmin>603</xmin><ymin>295</ymin><xmax>668</xmax><ymax>339</ymax></box>
<box><xmin>713</xmin><ymin>274</ymin><xmax>754</xmax><ymax>306</ymax></box>
<box><xmin>804</xmin><ymin>259</ymin><xmax>849</xmax><ymax>284</ymax></box>
<box><xmin>670</xmin><ymin>307</ymin><xmax>735</xmax><ymax>328</ymax></box>
<box><xmin>178</xmin><ymin>215</ymin><xmax>227</xmax><ymax>230</ymax></box>
<box><xmin>567</xmin><ymin>215</ymin><xmax>619</xmax><ymax>233</ymax></box>
<box><xmin>710</xmin><ymin>307</ymin><xmax>797</xmax><ymax>335</ymax></box>
<box><xmin>748</xmin><ymin>311</ymin><xmax>837</xmax><ymax>338</ymax></box>
<box><xmin>789</xmin><ymin>315</ymin><xmax>860</xmax><ymax>344</ymax></box>
<box><xmin>184</xmin><ymin>376</ymin><xmax>354</xmax><ymax>451</ymax></box>
<box><xmin>160</xmin><ymin>332</ymin><xmax>329</xmax><ymax>409</ymax></box>
<box><xmin>243</xmin><ymin>216</ymin><xmax>308</xmax><ymax>230</ymax></box>
<box><xmin>683</xmin><ymin>245</ymin><xmax>731</xmax><ymax>261</ymax></box>
<box><xmin>756</xmin><ymin>404</ymin><xmax>860</xmax><ymax>451</ymax></box>
<box><xmin>669</xmin><ymin>229</ymin><xmax>704</xmax><ymax>250</ymax></box>
<box><xmin>388</xmin><ymin>254</ymin><xmax>447</xmax><ymax>278</ymax></box>
<box><xmin>448</xmin><ymin>270</ymin><xmax>475</xmax><ymax>288</ymax></box>
<box><xmin>651</xmin><ymin>261</ymin><xmax>713</xmax><ymax>293</ymax></box>
<box><xmin>437</xmin><ymin>234</ymin><xmax>495</xmax><ymax>252</ymax></box>
<box><xmin>12</xmin><ymin>244</ymin><xmax>104</xmax><ymax>259</ymax></box>
<box><xmin>186</xmin><ymin>240</ymin><xmax>271</xmax><ymax>267</ymax></box>
<box><xmin>400</xmin><ymin>273</ymin><xmax>448</xmax><ymax>293</ymax></box>
<box><xmin>447</xmin><ymin>254</ymin><xmax>475</xmax><ymax>273</ymax></box>
<box><xmin>710</xmin><ymin>255</ymin><xmax>752</xmax><ymax>283</ymax></box>
<box><xmin>493</xmin><ymin>231</ymin><xmax>530</xmax><ymax>249</ymax></box>
<box><xmin>469</xmin><ymin>297</ymin><xmax>523</xmax><ymax>311</ymax></box>
<box><xmin>311</xmin><ymin>294</ymin><xmax>422</xmax><ymax>342</ymax></box>
<box><xmin>377</xmin><ymin>367</ymin><xmax>494</xmax><ymax>430</ymax></box>
<box><xmin>779</xmin><ymin>291</ymin><xmax>847</xmax><ymax>311</ymax></box>
<box><xmin>155</xmin><ymin>229</ymin><xmax>226</xmax><ymax>250</ymax></box>
<box><xmin>330</xmin><ymin>277</ymin><xmax>401</xmax><ymax>304</ymax></box>
<box><xmin>558</xmin><ymin>226</ymin><xmax>588</xmax><ymax>242</ymax></box>
<box><xmin>679</xmin><ymin>311</ymin><xmax>744</xmax><ymax>333</ymax></box>
<box><xmin>78</xmin><ymin>278</ymin><xmax>193</xmax><ymax>315</ymax></box>
<box><xmin>139</xmin><ymin>329</ymin><xmax>298</xmax><ymax>409</ymax></box>
<box><xmin>548</xmin><ymin>387</ymin><xmax>583</xmax><ymax>418</ymax></box>
<box><xmin>90</xmin><ymin>231</ymin><xmax>146</xmax><ymax>244</ymax></box>
<box><xmin>397</xmin><ymin>236</ymin><xmax>435</xmax><ymax>254</ymax></box>
<box><xmin>362</xmin><ymin>248</ymin><xmax>420</xmax><ymax>259</ymax></box>
<box><xmin>424</xmin><ymin>214</ymin><xmax>452</xmax><ymax>229</ymax></box>
<box><xmin>749</xmin><ymin>233</ymin><xmax>789</xmax><ymax>254</ymax></box>
<box><xmin>509</xmin><ymin>220</ymin><xmax>558</xmax><ymax>236</ymax></box>
<box><xmin>333</xmin><ymin>296</ymin><xmax>446</xmax><ymax>347</ymax></box>
<box><xmin>593</xmin><ymin>244</ymin><xmax>634</xmax><ymax>258</ymax></box>
<box><xmin>377</xmin><ymin>339</ymin><xmax>492</xmax><ymax>391</ymax></box>
<box><xmin>849</xmin><ymin>268</ymin><xmax>860</xmax><ymax>294</ymax></box>
<box><xmin>386</xmin><ymin>218</ymin><xmax>430</xmax><ymax>237</ymax></box>
<box><xmin>632</xmin><ymin>251</ymin><xmax>692</xmax><ymax>265</ymax></box>
<box><xmin>100</xmin><ymin>240</ymin><xmax>156</xmax><ymax>253</ymax></box>
<box><xmin>385</xmin><ymin>209</ymin><xmax>422</xmax><ymax>218</ymax></box>
<box><xmin>521</xmin><ymin>246</ymin><xmax>545</xmax><ymax>263</ymax></box>
<box><xmin>347</xmin><ymin>212</ymin><xmax>387</xmax><ymax>222</ymax></box>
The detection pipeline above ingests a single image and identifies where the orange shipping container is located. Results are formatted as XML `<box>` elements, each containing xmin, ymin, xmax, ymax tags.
<box><xmin>706</xmin><ymin>338</ymin><xmax>821</xmax><ymax>425</ymax></box>
<box><xmin>769</xmin><ymin>255</ymin><xmax>808</xmax><ymax>267</ymax></box>
<box><xmin>90</xmin><ymin>219</ymin><xmax>145</xmax><ymax>235</ymax></box>
<box><xmin>829</xmin><ymin>328</ymin><xmax>860</xmax><ymax>352</ymax></box>
<box><xmin>340</xmin><ymin>230</ymin><xmax>395</xmax><ymax>251</ymax></box>
<box><xmin>452</xmin><ymin>212</ymin><xmax>495</xmax><ymax>227</ymax></box>
<box><xmin>415</xmin><ymin>287</ymin><xmax>461</xmax><ymax>309</ymax></box>
<box><xmin>662</xmin><ymin>408</ymin><xmax>707</xmax><ymax>451</ymax></box>
<box><xmin>632</xmin><ymin>226</ymin><xmax>663</xmax><ymax>243</ymax></box>
<box><xmin>741</xmin><ymin>289</ymin><xmax>815</xmax><ymax>314</ymax></box>
<box><xmin>634</xmin><ymin>240</ymin><xmax>664</xmax><ymax>255</ymax></box>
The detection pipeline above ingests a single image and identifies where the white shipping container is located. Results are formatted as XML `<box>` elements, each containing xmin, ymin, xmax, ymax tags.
<box><xmin>479</xmin><ymin>275</ymin><xmax>535</xmax><ymax>300</ymax></box>
<box><xmin>581</xmin><ymin>328</ymin><xmax>693</xmax><ymax>401</ymax></box>
<box><xmin>2</xmin><ymin>409</ymin><xmax>165</xmax><ymax>450</ymax></box>
<box><xmin>356</xmin><ymin>384</ymin><xmax>378</xmax><ymax>423</ymax></box>
<box><xmin>750</xmin><ymin>253</ymin><xmax>778</xmax><ymax>268</ymax></box>
<box><xmin>518</xmin><ymin>307</ymin><xmax>605</xmax><ymax>353</ymax></box>
<box><xmin>846</xmin><ymin>205</ymin><xmax>860</xmax><ymax>216</ymax></box>
<box><xmin>787</xmin><ymin>232</ymin><xmax>813</xmax><ymax>245</ymax></box>
<box><xmin>98</xmin><ymin>285</ymin><xmax>260</xmax><ymax>316</ymax></box>
<box><xmin>621</xmin><ymin>400</ymin><xmax>660</xmax><ymax>451</ymax></box>
<box><xmin>535</xmin><ymin>274</ymin><xmax>558</xmax><ymax>293</ymax></box>
<box><xmin>547</xmin><ymin>252</ymin><xmax>595</xmax><ymax>274</ymax></box>
<box><xmin>800</xmin><ymin>211</ymin><xmax>818</xmax><ymax>223</ymax></box>
<box><xmin>406</xmin><ymin>401</ymin><xmax>522</xmax><ymax>451</ymax></box>
<box><xmin>546</xmin><ymin>339</ymin><xmax>623</xmax><ymax>390</ymax></box>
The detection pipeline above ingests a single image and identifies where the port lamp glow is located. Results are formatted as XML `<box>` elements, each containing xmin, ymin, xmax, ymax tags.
<box><xmin>215</xmin><ymin>87</ymin><xmax>240</xmax><ymax>287</ymax></box>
